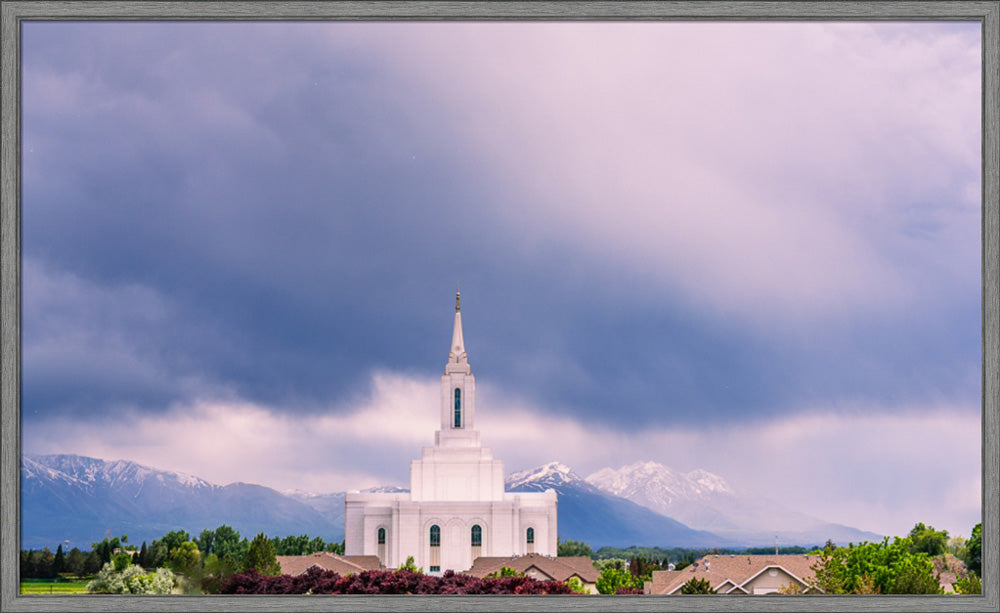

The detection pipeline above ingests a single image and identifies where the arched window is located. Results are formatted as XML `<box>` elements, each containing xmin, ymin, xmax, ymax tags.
<box><xmin>453</xmin><ymin>388</ymin><xmax>462</xmax><ymax>428</ymax></box>
<box><xmin>526</xmin><ymin>527</ymin><xmax>534</xmax><ymax>544</ymax></box>
<box><xmin>471</xmin><ymin>524</ymin><xmax>482</xmax><ymax>562</ymax></box>
<box><xmin>377</xmin><ymin>527</ymin><xmax>387</xmax><ymax>564</ymax></box>
<box><xmin>429</xmin><ymin>524</ymin><xmax>441</xmax><ymax>572</ymax></box>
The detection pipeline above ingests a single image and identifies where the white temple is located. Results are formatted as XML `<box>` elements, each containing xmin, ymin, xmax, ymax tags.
<box><xmin>344</xmin><ymin>291</ymin><xmax>557</xmax><ymax>573</ymax></box>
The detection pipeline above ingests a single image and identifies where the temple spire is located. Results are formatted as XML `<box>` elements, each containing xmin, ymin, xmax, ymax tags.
<box><xmin>447</xmin><ymin>288</ymin><xmax>468</xmax><ymax>369</ymax></box>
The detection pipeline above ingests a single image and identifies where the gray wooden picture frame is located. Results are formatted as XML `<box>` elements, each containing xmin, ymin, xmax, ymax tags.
<box><xmin>1</xmin><ymin>1</ymin><xmax>997</xmax><ymax>611</ymax></box>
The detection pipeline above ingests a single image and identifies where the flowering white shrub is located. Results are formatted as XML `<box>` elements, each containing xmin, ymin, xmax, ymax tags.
<box><xmin>86</xmin><ymin>562</ymin><xmax>177</xmax><ymax>594</ymax></box>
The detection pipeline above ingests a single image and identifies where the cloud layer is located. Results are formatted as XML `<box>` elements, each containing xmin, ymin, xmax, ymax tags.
<box><xmin>25</xmin><ymin>370</ymin><xmax>980</xmax><ymax>539</ymax></box>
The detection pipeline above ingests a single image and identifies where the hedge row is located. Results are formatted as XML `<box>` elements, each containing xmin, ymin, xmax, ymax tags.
<box><xmin>221</xmin><ymin>567</ymin><xmax>575</xmax><ymax>595</ymax></box>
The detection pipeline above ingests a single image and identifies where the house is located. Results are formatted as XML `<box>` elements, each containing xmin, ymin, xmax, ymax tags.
<box><xmin>276</xmin><ymin>551</ymin><xmax>383</xmax><ymax>576</ymax></box>
<box><xmin>345</xmin><ymin>291</ymin><xmax>558</xmax><ymax>574</ymax></box>
<box><xmin>465</xmin><ymin>553</ymin><xmax>600</xmax><ymax>593</ymax></box>
<box><xmin>645</xmin><ymin>554</ymin><xmax>822</xmax><ymax>595</ymax></box>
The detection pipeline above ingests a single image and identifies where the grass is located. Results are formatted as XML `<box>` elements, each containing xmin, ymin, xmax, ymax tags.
<box><xmin>20</xmin><ymin>580</ymin><xmax>90</xmax><ymax>594</ymax></box>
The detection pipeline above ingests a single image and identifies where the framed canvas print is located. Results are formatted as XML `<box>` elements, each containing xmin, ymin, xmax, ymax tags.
<box><xmin>2</xmin><ymin>2</ymin><xmax>997</xmax><ymax>612</ymax></box>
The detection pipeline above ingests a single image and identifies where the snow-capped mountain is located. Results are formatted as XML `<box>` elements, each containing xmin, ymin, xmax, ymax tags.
<box><xmin>22</xmin><ymin>454</ymin><xmax>344</xmax><ymax>549</ymax></box>
<box><xmin>505</xmin><ymin>461</ymin><xmax>732</xmax><ymax>549</ymax></box>
<box><xmin>506</xmin><ymin>461</ymin><xmax>591</xmax><ymax>491</ymax></box>
<box><xmin>585</xmin><ymin>461</ymin><xmax>881</xmax><ymax>547</ymax></box>
<box><xmin>22</xmin><ymin>455</ymin><xmax>879</xmax><ymax>551</ymax></box>
<box><xmin>587</xmin><ymin>461</ymin><xmax>735</xmax><ymax>507</ymax></box>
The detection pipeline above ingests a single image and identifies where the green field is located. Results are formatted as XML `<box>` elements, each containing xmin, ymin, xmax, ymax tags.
<box><xmin>20</xmin><ymin>581</ymin><xmax>89</xmax><ymax>594</ymax></box>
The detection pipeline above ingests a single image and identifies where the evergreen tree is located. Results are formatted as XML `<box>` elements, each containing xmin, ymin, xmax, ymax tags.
<box><xmin>243</xmin><ymin>533</ymin><xmax>281</xmax><ymax>576</ymax></box>
<box><xmin>54</xmin><ymin>544</ymin><xmax>66</xmax><ymax>574</ymax></box>
<box><xmin>964</xmin><ymin>523</ymin><xmax>981</xmax><ymax>576</ymax></box>
<box><xmin>83</xmin><ymin>550</ymin><xmax>103</xmax><ymax>575</ymax></box>
<box><xmin>66</xmin><ymin>547</ymin><xmax>86</xmax><ymax>577</ymax></box>
<box><xmin>137</xmin><ymin>541</ymin><xmax>148</xmax><ymax>569</ymax></box>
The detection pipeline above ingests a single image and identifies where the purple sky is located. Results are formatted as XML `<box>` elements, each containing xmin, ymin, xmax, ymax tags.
<box><xmin>21</xmin><ymin>21</ymin><xmax>982</xmax><ymax>539</ymax></box>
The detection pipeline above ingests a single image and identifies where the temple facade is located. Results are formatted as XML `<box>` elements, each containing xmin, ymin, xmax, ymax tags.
<box><xmin>344</xmin><ymin>292</ymin><xmax>557</xmax><ymax>573</ymax></box>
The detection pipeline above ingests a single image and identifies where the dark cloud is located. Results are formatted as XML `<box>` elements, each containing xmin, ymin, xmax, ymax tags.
<box><xmin>20</xmin><ymin>22</ymin><xmax>981</xmax><ymax>432</ymax></box>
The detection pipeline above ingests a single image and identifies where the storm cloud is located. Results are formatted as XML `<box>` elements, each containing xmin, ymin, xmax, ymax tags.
<box><xmin>21</xmin><ymin>21</ymin><xmax>982</xmax><ymax>537</ymax></box>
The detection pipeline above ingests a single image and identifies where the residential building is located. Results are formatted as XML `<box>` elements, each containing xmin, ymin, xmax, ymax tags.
<box><xmin>466</xmin><ymin>553</ymin><xmax>600</xmax><ymax>593</ymax></box>
<box><xmin>645</xmin><ymin>554</ymin><xmax>822</xmax><ymax>595</ymax></box>
<box><xmin>276</xmin><ymin>551</ymin><xmax>382</xmax><ymax>576</ymax></box>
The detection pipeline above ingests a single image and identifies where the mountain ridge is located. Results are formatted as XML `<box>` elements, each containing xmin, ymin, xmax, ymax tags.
<box><xmin>22</xmin><ymin>454</ymin><xmax>879</xmax><ymax>551</ymax></box>
<box><xmin>583</xmin><ymin>460</ymin><xmax>882</xmax><ymax>547</ymax></box>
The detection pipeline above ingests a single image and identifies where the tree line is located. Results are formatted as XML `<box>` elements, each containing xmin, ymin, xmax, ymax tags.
<box><xmin>20</xmin><ymin>525</ymin><xmax>345</xmax><ymax>591</ymax></box>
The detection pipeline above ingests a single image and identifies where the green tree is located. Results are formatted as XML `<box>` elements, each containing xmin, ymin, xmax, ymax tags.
<box><xmin>680</xmin><ymin>577</ymin><xmax>716</xmax><ymax>594</ymax></box>
<box><xmin>53</xmin><ymin>544</ymin><xmax>66</xmax><ymax>574</ymax></box>
<box><xmin>594</xmin><ymin>558</ymin><xmax>627</xmax><ymax>571</ymax></box>
<box><xmin>947</xmin><ymin>535</ymin><xmax>967</xmax><ymax>558</ymax></box>
<box><xmin>274</xmin><ymin>534</ymin><xmax>313</xmax><ymax>556</ymax></box>
<box><xmin>197</xmin><ymin>530</ymin><xmax>215</xmax><ymax>556</ymax></box>
<box><xmin>30</xmin><ymin>548</ymin><xmax>56</xmax><ymax>578</ymax></box>
<box><xmin>487</xmin><ymin>565</ymin><xmax>524</xmax><ymax>577</ymax></box>
<box><xmin>326</xmin><ymin>540</ymin><xmax>346</xmax><ymax>555</ymax></box>
<box><xmin>557</xmin><ymin>539</ymin><xmax>594</xmax><ymax>558</ymax></box>
<box><xmin>596</xmin><ymin>566</ymin><xmax>641</xmax><ymax>594</ymax></box>
<box><xmin>954</xmin><ymin>572</ymin><xmax>981</xmax><ymax>594</ymax></box>
<box><xmin>169</xmin><ymin>541</ymin><xmax>202</xmax><ymax>576</ymax></box>
<box><xmin>145</xmin><ymin>540</ymin><xmax>169</xmax><ymax>569</ymax></box>
<box><xmin>564</xmin><ymin>576</ymin><xmax>588</xmax><ymax>594</ymax></box>
<box><xmin>307</xmin><ymin>536</ymin><xmax>326</xmax><ymax>554</ymax></box>
<box><xmin>65</xmin><ymin>547</ymin><xmax>85</xmax><ymax>577</ymax></box>
<box><xmin>83</xmin><ymin>550</ymin><xmax>103</xmax><ymax>575</ymax></box>
<box><xmin>809</xmin><ymin>537</ymin><xmax>942</xmax><ymax>594</ymax></box>
<box><xmin>205</xmin><ymin>525</ymin><xmax>246</xmax><ymax>570</ymax></box>
<box><xmin>908</xmin><ymin>522</ymin><xmax>949</xmax><ymax>556</ymax></box>
<box><xmin>111</xmin><ymin>551</ymin><xmax>132</xmax><ymax>572</ymax></box>
<box><xmin>161</xmin><ymin>530</ymin><xmax>191</xmax><ymax>553</ymax></box>
<box><xmin>136</xmin><ymin>541</ymin><xmax>148</xmax><ymax>568</ymax></box>
<box><xmin>243</xmin><ymin>533</ymin><xmax>280</xmax><ymax>576</ymax></box>
<box><xmin>964</xmin><ymin>523</ymin><xmax>981</xmax><ymax>576</ymax></box>
<box><xmin>397</xmin><ymin>555</ymin><xmax>422</xmax><ymax>573</ymax></box>
<box><xmin>91</xmin><ymin>537</ymin><xmax>121</xmax><ymax>565</ymax></box>
<box><xmin>629</xmin><ymin>555</ymin><xmax>659</xmax><ymax>581</ymax></box>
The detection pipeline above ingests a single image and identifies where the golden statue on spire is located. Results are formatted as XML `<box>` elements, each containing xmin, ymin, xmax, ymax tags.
<box><xmin>455</xmin><ymin>283</ymin><xmax>461</xmax><ymax>312</ymax></box>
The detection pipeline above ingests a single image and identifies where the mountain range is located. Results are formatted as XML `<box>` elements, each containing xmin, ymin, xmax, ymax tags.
<box><xmin>583</xmin><ymin>461</ymin><xmax>882</xmax><ymax>547</ymax></box>
<box><xmin>20</xmin><ymin>454</ymin><xmax>879</xmax><ymax>551</ymax></box>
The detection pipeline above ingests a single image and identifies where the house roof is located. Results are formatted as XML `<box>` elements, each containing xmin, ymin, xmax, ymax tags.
<box><xmin>276</xmin><ymin>551</ymin><xmax>382</xmax><ymax>576</ymax></box>
<box><xmin>932</xmin><ymin>553</ymin><xmax>970</xmax><ymax>592</ymax></box>
<box><xmin>648</xmin><ymin>554</ymin><xmax>822</xmax><ymax>595</ymax></box>
<box><xmin>466</xmin><ymin>553</ymin><xmax>600</xmax><ymax>583</ymax></box>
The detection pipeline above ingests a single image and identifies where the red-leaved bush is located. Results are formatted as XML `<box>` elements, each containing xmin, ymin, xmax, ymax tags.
<box><xmin>221</xmin><ymin>567</ymin><xmax>575</xmax><ymax>595</ymax></box>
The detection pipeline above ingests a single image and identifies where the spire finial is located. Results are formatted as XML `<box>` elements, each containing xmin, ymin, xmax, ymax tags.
<box><xmin>456</xmin><ymin>283</ymin><xmax>461</xmax><ymax>312</ymax></box>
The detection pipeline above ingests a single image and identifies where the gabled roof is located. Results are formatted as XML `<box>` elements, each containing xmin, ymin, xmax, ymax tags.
<box><xmin>276</xmin><ymin>551</ymin><xmax>382</xmax><ymax>576</ymax></box>
<box><xmin>465</xmin><ymin>553</ymin><xmax>600</xmax><ymax>583</ymax></box>
<box><xmin>648</xmin><ymin>554</ymin><xmax>822</xmax><ymax>595</ymax></box>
